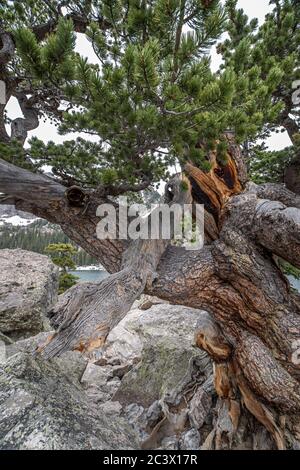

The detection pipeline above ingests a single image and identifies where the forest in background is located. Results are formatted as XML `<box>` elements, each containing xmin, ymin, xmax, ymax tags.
<box><xmin>0</xmin><ymin>219</ymin><xmax>98</xmax><ymax>266</ymax></box>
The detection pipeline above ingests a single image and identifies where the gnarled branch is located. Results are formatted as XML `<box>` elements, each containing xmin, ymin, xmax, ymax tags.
<box><xmin>250</xmin><ymin>182</ymin><xmax>300</xmax><ymax>209</ymax></box>
<box><xmin>0</xmin><ymin>157</ymin><xmax>65</xmax><ymax>205</ymax></box>
<box><xmin>38</xmin><ymin>175</ymin><xmax>193</xmax><ymax>358</ymax></box>
<box><xmin>253</xmin><ymin>199</ymin><xmax>300</xmax><ymax>269</ymax></box>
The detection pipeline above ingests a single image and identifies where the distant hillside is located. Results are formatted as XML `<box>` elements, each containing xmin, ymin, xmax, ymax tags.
<box><xmin>0</xmin><ymin>204</ymin><xmax>36</xmax><ymax>222</ymax></box>
<box><xmin>0</xmin><ymin>207</ymin><xmax>98</xmax><ymax>266</ymax></box>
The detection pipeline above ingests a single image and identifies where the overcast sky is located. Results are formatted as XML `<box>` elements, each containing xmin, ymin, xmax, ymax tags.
<box><xmin>6</xmin><ymin>0</ymin><xmax>292</xmax><ymax>151</ymax></box>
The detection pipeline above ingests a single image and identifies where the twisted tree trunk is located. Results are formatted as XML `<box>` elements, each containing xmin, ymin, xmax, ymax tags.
<box><xmin>1</xmin><ymin>141</ymin><xmax>300</xmax><ymax>449</ymax></box>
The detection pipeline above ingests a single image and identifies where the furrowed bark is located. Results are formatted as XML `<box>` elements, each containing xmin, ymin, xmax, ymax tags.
<box><xmin>194</xmin><ymin>312</ymin><xmax>288</xmax><ymax>450</ymax></box>
<box><xmin>192</xmin><ymin>287</ymin><xmax>300</xmax><ymax>449</ymax></box>
<box><xmin>150</xmin><ymin>161</ymin><xmax>300</xmax><ymax>449</ymax></box>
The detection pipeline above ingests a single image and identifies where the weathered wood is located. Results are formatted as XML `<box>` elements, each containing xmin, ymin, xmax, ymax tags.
<box><xmin>0</xmin><ymin>158</ymin><xmax>66</xmax><ymax>206</ymax></box>
<box><xmin>38</xmin><ymin>175</ymin><xmax>193</xmax><ymax>358</ymax></box>
<box><xmin>252</xmin><ymin>182</ymin><xmax>300</xmax><ymax>209</ymax></box>
<box><xmin>185</xmin><ymin>152</ymin><xmax>242</xmax><ymax>226</ymax></box>
<box><xmin>253</xmin><ymin>199</ymin><xmax>300</xmax><ymax>269</ymax></box>
<box><xmin>0</xmin><ymin>157</ymin><xmax>127</xmax><ymax>273</ymax></box>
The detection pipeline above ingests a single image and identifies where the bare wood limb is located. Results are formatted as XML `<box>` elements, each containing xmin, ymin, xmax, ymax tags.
<box><xmin>0</xmin><ymin>158</ymin><xmax>65</xmax><ymax>206</ymax></box>
<box><xmin>10</xmin><ymin>93</ymin><xmax>40</xmax><ymax>144</ymax></box>
<box><xmin>253</xmin><ymin>199</ymin><xmax>300</xmax><ymax>269</ymax></box>
<box><xmin>249</xmin><ymin>182</ymin><xmax>300</xmax><ymax>209</ymax></box>
<box><xmin>38</xmin><ymin>175</ymin><xmax>193</xmax><ymax>358</ymax></box>
<box><xmin>0</xmin><ymin>158</ymin><xmax>128</xmax><ymax>272</ymax></box>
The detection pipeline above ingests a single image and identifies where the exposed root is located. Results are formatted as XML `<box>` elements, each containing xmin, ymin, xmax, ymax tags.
<box><xmin>235</xmin><ymin>363</ymin><xmax>286</xmax><ymax>450</ymax></box>
<box><xmin>195</xmin><ymin>313</ymin><xmax>290</xmax><ymax>450</ymax></box>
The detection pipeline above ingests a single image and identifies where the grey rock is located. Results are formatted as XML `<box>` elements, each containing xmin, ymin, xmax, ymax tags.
<box><xmin>81</xmin><ymin>363</ymin><xmax>114</xmax><ymax>388</ymax></box>
<box><xmin>160</xmin><ymin>436</ymin><xmax>179</xmax><ymax>450</ymax></box>
<box><xmin>98</xmin><ymin>401</ymin><xmax>123</xmax><ymax>416</ymax></box>
<box><xmin>0</xmin><ymin>352</ymin><xmax>138</xmax><ymax>450</ymax></box>
<box><xmin>51</xmin><ymin>351</ymin><xmax>87</xmax><ymax>385</ymax></box>
<box><xmin>112</xmin><ymin>304</ymin><xmax>212</xmax><ymax>407</ymax></box>
<box><xmin>146</xmin><ymin>401</ymin><xmax>163</xmax><ymax>427</ymax></box>
<box><xmin>103</xmin><ymin>309</ymin><xmax>144</xmax><ymax>364</ymax></box>
<box><xmin>134</xmin><ymin>294</ymin><xmax>170</xmax><ymax>311</ymax></box>
<box><xmin>125</xmin><ymin>401</ymin><xmax>163</xmax><ymax>444</ymax></box>
<box><xmin>103</xmin><ymin>303</ymin><xmax>213</xmax><ymax>450</ymax></box>
<box><xmin>122</xmin><ymin>403</ymin><xmax>151</xmax><ymax>444</ymax></box>
<box><xmin>80</xmin><ymin>362</ymin><xmax>122</xmax><ymax>403</ymax></box>
<box><xmin>5</xmin><ymin>332</ymin><xmax>54</xmax><ymax>358</ymax></box>
<box><xmin>106</xmin><ymin>377</ymin><xmax>121</xmax><ymax>396</ymax></box>
<box><xmin>112</xmin><ymin>363</ymin><xmax>132</xmax><ymax>378</ymax></box>
<box><xmin>0</xmin><ymin>249</ymin><xmax>59</xmax><ymax>339</ymax></box>
<box><xmin>4</xmin><ymin>332</ymin><xmax>87</xmax><ymax>385</ymax></box>
<box><xmin>86</xmin><ymin>386</ymin><xmax>111</xmax><ymax>404</ymax></box>
<box><xmin>125</xmin><ymin>403</ymin><xmax>145</xmax><ymax>423</ymax></box>
<box><xmin>0</xmin><ymin>331</ymin><xmax>14</xmax><ymax>345</ymax></box>
<box><xmin>179</xmin><ymin>429</ymin><xmax>201</xmax><ymax>450</ymax></box>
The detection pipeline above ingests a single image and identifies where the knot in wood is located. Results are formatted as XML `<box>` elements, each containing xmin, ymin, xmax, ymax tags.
<box><xmin>65</xmin><ymin>185</ymin><xmax>89</xmax><ymax>207</ymax></box>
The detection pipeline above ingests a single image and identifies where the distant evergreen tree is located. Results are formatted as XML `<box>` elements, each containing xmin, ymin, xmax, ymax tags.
<box><xmin>219</xmin><ymin>0</ymin><xmax>300</xmax><ymax>184</ymax></box>
<box><xmin>45</xmin><ymin>242</ymin><xmax>79</xmax><ymax>293</ymax></box>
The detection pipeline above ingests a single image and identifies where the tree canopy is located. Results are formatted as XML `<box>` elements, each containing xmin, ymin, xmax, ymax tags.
<box><xmin>1</xmin><ymin>0</ymin><xmax>298</xmax><ymax>193</ymax></box>
<box><xmin>220</xmin><ymin>0</ymin><xmax>300</xmax><ymax>183</ymax></box>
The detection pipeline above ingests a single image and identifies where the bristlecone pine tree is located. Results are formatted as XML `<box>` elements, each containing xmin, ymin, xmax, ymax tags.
<box><xmin>0</xmin><ymin>0</ymin><xmax>300</xmax><ymax>450</ymax></box>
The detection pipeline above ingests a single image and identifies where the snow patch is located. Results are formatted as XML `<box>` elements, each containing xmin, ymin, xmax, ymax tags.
<box><xmin>75</xmin><ymin>265</ymin><xmax>104</xmax><ymax>271</ymax></box>
<box><xmin>0</xmin><ymin>215</ymin><xmax>37</xmax><ymax>226</ymax></box>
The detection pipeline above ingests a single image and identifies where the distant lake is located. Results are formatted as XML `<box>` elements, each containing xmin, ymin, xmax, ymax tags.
<box><xmin>70</xmin><ymin>270</ymin><xmax>108</xmax><ymax>282</ymax></box>
<box><xmin>288</xmin><ymin>276</ymin><xmax>300</xmax><ymax>292</ymax></box>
